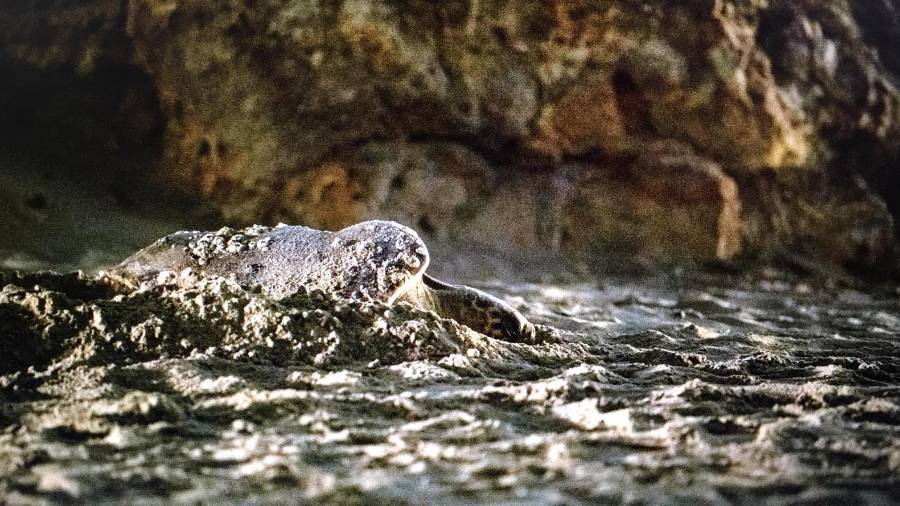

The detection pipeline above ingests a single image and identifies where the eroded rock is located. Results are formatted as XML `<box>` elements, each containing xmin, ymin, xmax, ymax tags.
<box><xmin>0</xmin><ymin>0</ymin><xmax>897</xmax><ymax>269</ymax></box>
<box><xmin>564</xmin><ymin>143</ymin><xmax>742</xmax><ymax>262</ymax></box>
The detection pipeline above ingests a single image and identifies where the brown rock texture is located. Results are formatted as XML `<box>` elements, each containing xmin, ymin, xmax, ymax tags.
<box><xmin>1</xmin><ymin>0</ymin><xmax>898</xmax><ymax>269</ymax></box>
<box><xmin>565</xmin><ymin>142</ymin><xmax>742</xmax><ymax>262</ymax></box>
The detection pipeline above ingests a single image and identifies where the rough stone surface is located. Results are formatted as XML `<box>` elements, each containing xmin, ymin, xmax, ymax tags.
<box><xmin>564</xmin><ymin>141</ymin><xmax>742</xmax><ymax>262</ymax></box>
<box><xmin>1</xmin><ymin>0</ymin><xmax>898</xmax><ymax>269</ymax></box>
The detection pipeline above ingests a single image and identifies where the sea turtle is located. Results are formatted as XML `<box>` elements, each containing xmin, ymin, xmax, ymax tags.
<box><xmin>110</xmin><ymin>220</ymin><xmax>537</xmax><ymax>342</ymax></box>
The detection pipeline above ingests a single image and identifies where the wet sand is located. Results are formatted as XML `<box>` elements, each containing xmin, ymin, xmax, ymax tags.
<box><xmin>1</xmin><ymin>259</ymin><xmax>898</xmax><ymax>504</ymax></box>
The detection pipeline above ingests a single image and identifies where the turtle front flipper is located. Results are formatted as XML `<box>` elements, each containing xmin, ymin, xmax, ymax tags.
<box><xmin>420</xmin><ymin>274</ymin><xmax>537</xmax><ymax>343</ymax></box>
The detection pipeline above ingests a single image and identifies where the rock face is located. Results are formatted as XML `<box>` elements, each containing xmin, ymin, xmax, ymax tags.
<box><xmin>1</xmin><ymin>0</ymin><xmax>898</xmax><ymax>269</ymax></box>
<box><xmin>564</xmin><ymin>142</ymin><xmax>742</xmax><ymax>262</ymax></box>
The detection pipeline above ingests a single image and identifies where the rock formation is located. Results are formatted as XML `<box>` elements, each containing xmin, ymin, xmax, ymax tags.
<box><xmin>1</xmin><ymin>0</ymin><xmax>898</xmax><ymax>270</ymax></box>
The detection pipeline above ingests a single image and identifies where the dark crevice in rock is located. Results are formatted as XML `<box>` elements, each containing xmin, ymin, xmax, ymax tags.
<box><xmin>0</xmin><ymin>60</ymin><xmax>163</xmax><ymax>164</ymax></box>
<box><xmin>405</xmin><ymin>131</ymin><xmax>531</xmax><ymax>171</ymax></box>
<box><xmin>830</xmin><ymin>133</ymin><xmax>900</xmax><ymax>237</ymax></box>
<box><xmin>851</xmin><ymin>0</ymin><xmax>900</xmax><ymax>83</ymax></box>
<box><xmin>611</xmin><ymin>68</ymin><xmax>655</xmax><ymax>137</ymax></box>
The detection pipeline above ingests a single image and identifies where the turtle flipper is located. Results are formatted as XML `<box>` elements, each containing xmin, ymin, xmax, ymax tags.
<box><xmin>421</xmin><ymin>274</ymin><xmax>536</xmax><ymax>343</ymax></box>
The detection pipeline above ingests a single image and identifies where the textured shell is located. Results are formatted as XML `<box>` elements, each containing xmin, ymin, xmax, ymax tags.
<box><xmin>114</xmin><ymin>221</ymin><xmax>430</xmax><ymax>302</ymax></box>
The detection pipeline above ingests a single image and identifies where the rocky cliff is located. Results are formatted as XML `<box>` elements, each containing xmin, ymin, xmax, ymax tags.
<box><xmin>1</xmin><ymin>0</ymin><xmax>898</xmax><ymax>271</ymax></box>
